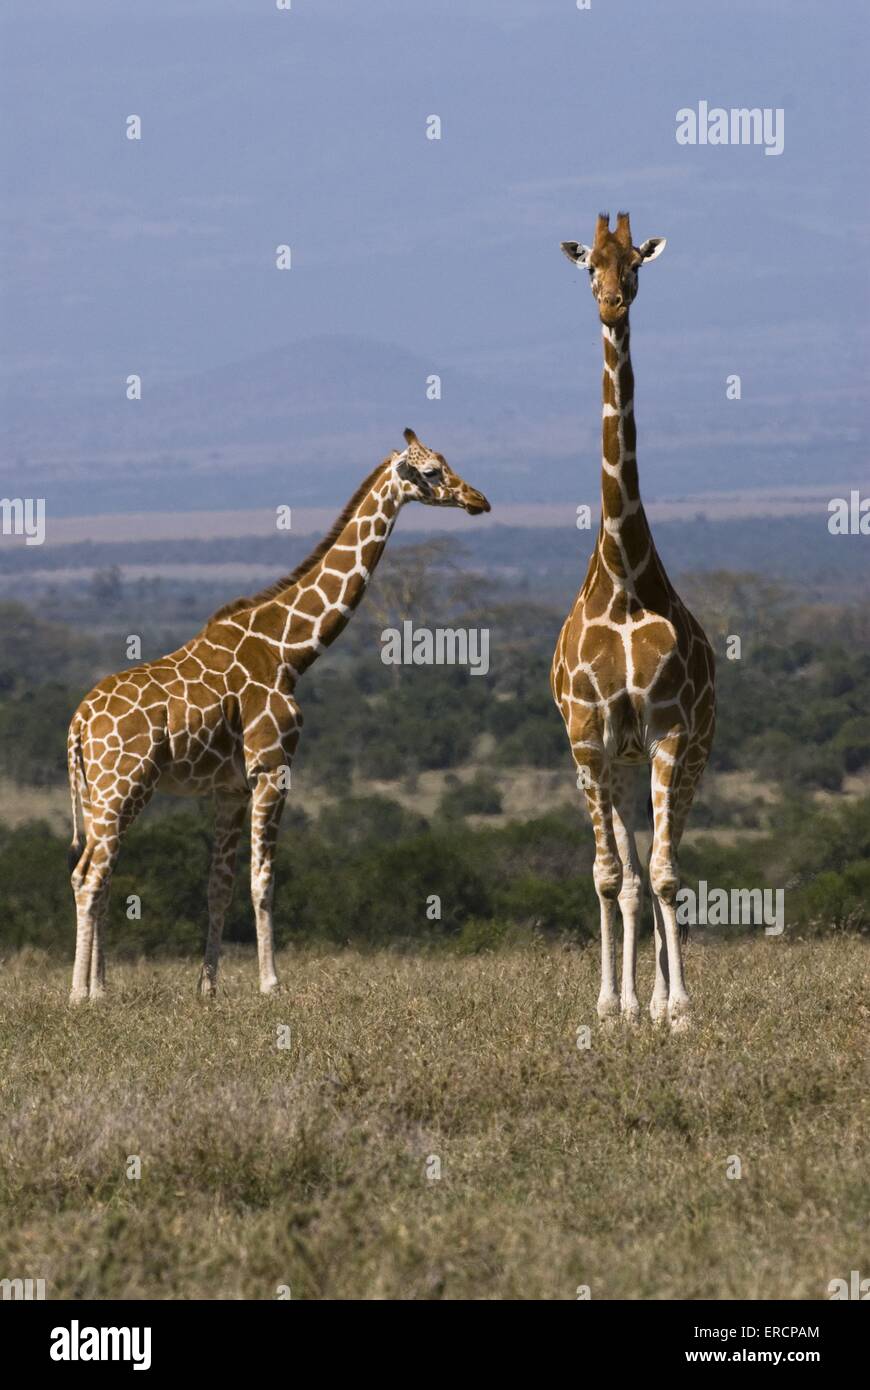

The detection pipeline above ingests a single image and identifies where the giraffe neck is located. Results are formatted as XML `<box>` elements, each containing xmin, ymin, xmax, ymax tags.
<box><xmin>595</xmin><ymin>320</ymin><xmax>656</xmax><ymax>588</ymax></box>
<box><xmin>260</xmin><ymin>463</ymin><xmax>403</xmax><ymax>679</ymax></box>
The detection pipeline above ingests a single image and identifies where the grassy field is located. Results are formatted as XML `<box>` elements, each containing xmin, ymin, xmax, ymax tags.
<box><xmin>0</xmin><ymin>936</ymin><xmax>866</xmax><ymax>1300</ymax></box>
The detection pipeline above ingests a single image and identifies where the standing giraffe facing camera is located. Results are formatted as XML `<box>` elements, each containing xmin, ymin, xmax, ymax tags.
<box><xmin>552</xmin><ymin>212</ymin><xmax>715</xmax><ymax>1030</ymax></box>
<box><xmin>67</xmin><ymin>431</ymin><xmax>490</xmax><ymax>1003</ymax></box>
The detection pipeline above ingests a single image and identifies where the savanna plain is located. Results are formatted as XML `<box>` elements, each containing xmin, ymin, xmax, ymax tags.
<box><xmin>1</xmin><ymin>937</ymin><xmax>866</xmax><ymax>1300</ymax></box>
<box><xmin>1</xmin><ymin>521</ymin><xmax>868</xmax><ymax>1299</ymax></box>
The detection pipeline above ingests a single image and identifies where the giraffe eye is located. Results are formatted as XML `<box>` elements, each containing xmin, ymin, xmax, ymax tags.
<box><xmin>421</xmin><ymin>466</ymin><xmax>440</xmax><ymax>478</ymax></box>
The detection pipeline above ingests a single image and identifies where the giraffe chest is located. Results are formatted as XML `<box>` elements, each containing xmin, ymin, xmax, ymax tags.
<box><xmin>558</xmin><ymin>605</ymin><xmax>682</xmax><ymax>693</ymax></box>
<box><xmin>553</xmin><ymin>601</ymin><xmax>695</xmax><ymax>758</ymax></box>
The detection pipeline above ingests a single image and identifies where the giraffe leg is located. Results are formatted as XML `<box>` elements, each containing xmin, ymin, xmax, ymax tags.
<box><xmin>574</xmin><ymin>745</ymin><xmax>622</xmax><ymax>1020</ymax></box>
<box><xmin>611</xmin><ymin>766</ymin><xmax>644</xmax><ymax>1022</ymax></box>
<box><xmin>649</xmin><ymin>742</ymin><xmax>691</xmax><ymax>1031</ymax></box>
<box><xmin>70</xmin><ymin>832</ymin><xmax>119</xmax><ymax>1004</ymax></box>
<box><xmin>645</xmin><ymin>790</ymin><xmax>670</xmax><ymax>1022</ymax></box>
<box><xmin>71</xmin><ymin>884</ymin><xmax>96</xmax><ymax>1004</ymax></box>
<box><xmin>647</xmin><ymin>687</ymin><xmax>714</xmax><ymax>1023</ymax></box>
<box><xmin>249</xmin><ymin>771</ymin><xmax>287</xmax><ymax>995</ymax></box>
<box><xmin>88</xmin><ymin>892</ymin><xmax>108</xmax><ymax>999</ymax></box>
<box><xmin>199</xmin><ymin>796</ymin><xmax>248</xmax><ymax>998</ymax></box>
<box><xmin>70</xmin><ymin>785</ymin><xmax>97</xmax><ymax>1004</ymax></box>
<box><xmin>649</xmin><ymin>897</ymin><xmax>670</xmax><ymax>1023</ymax></box>
<box><xmin>70</xmin><ymin>774</ymin><xmax>156</xmax><ymax>1004</ymax></box>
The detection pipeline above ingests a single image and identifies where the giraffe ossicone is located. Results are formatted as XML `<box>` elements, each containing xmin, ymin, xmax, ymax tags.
<box><xmin>552</xmin><ymin>211</ymin><xmax>716</xmax><ymax>1031</ymax></box>
<box><xmin>67</xmin><ymin>432</ymin><xmax>490</xmax><ymax>1003</ymax></box>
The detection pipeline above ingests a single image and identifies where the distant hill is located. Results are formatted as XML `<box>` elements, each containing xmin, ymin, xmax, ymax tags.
<box><xmin>2</xmin><ymin>333</ymin><xmax>866</xmax><ymax>516</ymax></box>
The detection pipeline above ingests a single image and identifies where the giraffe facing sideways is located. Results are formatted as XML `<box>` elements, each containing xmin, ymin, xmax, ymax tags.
<box><xmin>552</xmin><ymin>212</ymin><xmax>716</xmax><ymax>1030</ymax></box>
<box><xmin>67</xmin><ymin>431</ymin><xmax>490</xmax><ymax>1003</ymax></box>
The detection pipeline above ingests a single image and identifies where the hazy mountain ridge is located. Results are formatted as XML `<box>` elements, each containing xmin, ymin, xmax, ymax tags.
<box><xmin>2</xmin><ymin>334</ymin><xmax>866</xmax><ymax>516</ymax></box>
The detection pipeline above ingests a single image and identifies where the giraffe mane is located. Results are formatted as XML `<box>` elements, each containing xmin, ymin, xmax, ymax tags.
<box><xmin>203</xmin><ymin>456</ymin><xmax>392</xmax><ymax>626</ymax></box>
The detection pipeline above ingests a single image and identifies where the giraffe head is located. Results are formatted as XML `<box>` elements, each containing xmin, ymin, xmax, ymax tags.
<box><xmin>392</xmin><ymin>429</ymin><xmax>491</xmax><ymax>515</ymax></box>
<box><xmin>560</xmin><ymin>211</ymin><xmax>666</xmax><ymax>327</ymax></box>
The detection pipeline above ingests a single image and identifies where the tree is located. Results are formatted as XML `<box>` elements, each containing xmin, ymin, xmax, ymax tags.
<box><xmin>90</xmin><ymin>565</ymin><xmax>123</xmax><ymax>605</ymax></box>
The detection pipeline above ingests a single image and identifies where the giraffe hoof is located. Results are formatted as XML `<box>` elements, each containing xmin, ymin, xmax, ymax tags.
<box><xmin>669</xmin><ymin>1009</ymin><xmax>692</xmax><ymax>1034</ymax></box>
<box><xmin>597</xmin><ymin>997</ymin><xmax>619</xmax><ymax>1022</ymax></box>
<box><xmin>69</xmin><ymin>990</ymin><xmax>89</xmax><ymax>1006</ymax></box>
<box><xmin>621</xmin><ymin>1003</ymin><xmax>641</xmax><ymax>1024</ymax></box>
<box><xmin>649</xmin><ymin>997</ymin><xmax>669</xmax><ymax>1024</ymax></box>
<box><xmin>260</xmin><ymin>977</ymin><xmax>279</xmax><ymax>996</ymax></box>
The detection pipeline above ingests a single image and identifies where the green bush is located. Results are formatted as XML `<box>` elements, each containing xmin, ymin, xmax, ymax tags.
<box><xmin>0</xmin><ymin>685</ymin><xmax>79</xmax><ymax>787</ymax></box>
<box><xmin>438</xmin><ymin>773</ymin><xmax>503</xmax><ymax>820</ymax></box>
<box><xmin>832</xmin><ymin>716</ymin><xmax>870</xmax><ymax>773</ymax></box>
<box><xmin>2</xmin><ymin>790</ymin><xmax>868</xmax><ymax>960</ymax></box>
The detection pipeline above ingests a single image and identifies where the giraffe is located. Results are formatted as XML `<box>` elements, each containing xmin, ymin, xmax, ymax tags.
<box><xmin>551</xmin><ymin>212</ymin><xmax>716</xmax><ymax>1030</ymax></box>
<box><xmin>67</xmin><ymin>430</ymin><xmax>490</xmax><ymax>1003</ymax></box>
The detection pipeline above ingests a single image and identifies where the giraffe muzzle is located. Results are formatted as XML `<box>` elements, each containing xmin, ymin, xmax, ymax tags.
<box><xmin>600</xmin><ymin>297</ymin><xmax>627</xmax><ymax>326</ymax></box>
<box><xmin>463</xmin><ymin>489</ymin><xmax>491</xmax><ymax>516</ymax></box>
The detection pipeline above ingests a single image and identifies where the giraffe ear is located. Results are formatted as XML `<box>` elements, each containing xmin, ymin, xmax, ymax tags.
<box><xmin>561</xmin><ymin>241</ymin><xmax>592</xmax><ymax>267</ymax></box>
<box><xmin>638</xmin><ymin>237</ymin><xmax>667</xmax><ymax>263</ymax></box>
<box><xmin>403</xmin><ymin>428</ymin><xmax>420</xmax><ymax>446</ymax></box>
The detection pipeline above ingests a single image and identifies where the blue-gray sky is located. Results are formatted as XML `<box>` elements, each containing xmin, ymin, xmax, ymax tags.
<box><xmin>1</xmin><ymin>0</ymin><xmax>867</xmax><ymax>514</ymax></box>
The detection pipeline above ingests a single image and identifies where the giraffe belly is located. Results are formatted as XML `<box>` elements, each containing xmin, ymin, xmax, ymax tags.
<box><xmin>602</xmin><ymin>692</ymin><xmax>651</xmax><ymax>765</ymax></box>
<box><xmin>158</xmin><ymin>762</ymin><xmax>248</xmax><ymax>798</ymax></box>
<box><xmin>605</xmin><ymin>722</ymin><xmax>649</xmax><ymax>765</ymax></box>
<box><xmin>162</xmin><ymin>707</ymin><xmax>248</xmax><ymax>796</ymax></box>
<box><xmin>612</xmin><ymin>742</ymin><xmax>649</xmax><ymax>765</ymax></box>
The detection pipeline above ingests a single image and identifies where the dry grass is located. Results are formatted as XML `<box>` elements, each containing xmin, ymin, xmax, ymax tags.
<box><xmin>0</xmin><ymin>937</ymin><xmax>867</xmax><ymax>1300</ymax></box>
<box><xmin>2</xmin><ymin>765</ymin><xmax>863</xmax><ymax>839</ymax></box>
<box><xmin>0</xmin><ymin>779</ymin><xmax>70</xmax><ymax>833</ymax></box>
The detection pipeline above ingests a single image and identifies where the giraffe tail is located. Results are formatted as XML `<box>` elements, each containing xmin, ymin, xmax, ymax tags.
<box><xmin>67</xmin><ymin>722</ymin><xmax>88</xmax><ymax>875</ymax></box>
